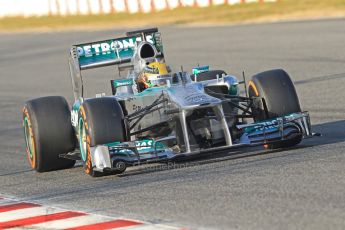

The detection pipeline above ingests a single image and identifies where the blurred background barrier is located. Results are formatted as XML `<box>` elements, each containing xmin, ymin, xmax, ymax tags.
<box><xmin>0</xmin><ymin>0</ymin><xmax>277</xmax><ymax>17</ymax></box>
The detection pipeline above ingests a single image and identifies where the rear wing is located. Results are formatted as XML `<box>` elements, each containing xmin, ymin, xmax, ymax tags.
<box><xmin>71</xmin><ymin>28</ymin><xmax>163</xmax><ymax>70</ymax></box>
<box><xmin>69</xmin><ymin>28</ymin><xmax>163</xmax><ymax>100</ymax></box>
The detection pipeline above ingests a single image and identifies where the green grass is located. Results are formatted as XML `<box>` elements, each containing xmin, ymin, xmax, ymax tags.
<box><xmin>1</xmin><ymin>0</ymin><xmax>345</xmax><ymax>32</ymax></box>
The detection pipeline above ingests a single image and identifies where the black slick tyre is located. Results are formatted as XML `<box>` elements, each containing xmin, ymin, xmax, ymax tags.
<box><xmin>78</xmin><ymin>97</ymin><xmax>127</xmax><ymax>177</ymax></box>
<box><xmin>248</xmin><ymin>69</ymin><xmax>302</xmax><ymax>149</ymax></box>
<box><xmin>23</xmin><ymin>96</ymin><xmax>76</xmax><ymax>172</ymax></box>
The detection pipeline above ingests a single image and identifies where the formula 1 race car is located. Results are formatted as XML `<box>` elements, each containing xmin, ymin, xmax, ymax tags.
<box><xmin>23</xmin><ymin>28</ymin><xmax>315</xmax><ymax>177</ymax></box>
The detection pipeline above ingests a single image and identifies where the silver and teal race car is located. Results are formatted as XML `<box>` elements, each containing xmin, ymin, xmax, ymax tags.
<box><xmin>23</xmin><ymin>28</ymin><xmax>315</xmax><ymax>177</ymax></box>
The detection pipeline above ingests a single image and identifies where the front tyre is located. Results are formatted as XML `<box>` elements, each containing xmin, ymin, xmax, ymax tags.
<box><xmin>23</xmin><ymin>96</ymin><xmax>76</xmax><ymax>172</ymax></box>
<box><xmin>248</xmin><ymin>69</ymin><xmax>302</xmax><ymax>149</ymax></box>
<box><xmin>78</xmin><ymin>97</ymin><xmax>127</xmax><ymax>177</ymax></box>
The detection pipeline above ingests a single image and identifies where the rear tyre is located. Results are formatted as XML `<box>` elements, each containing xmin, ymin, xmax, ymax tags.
<box><xmin>248</xmin><ymin>69</ymin><xmax>302</xmax><ymax>149</ymax></box>
<box><xmin>78</xmin><ymin>97</ymin><xmax>127</xmax><ymax>177</ymax></box>
<box><xmin>23</xmin><ymin>96</ymin><xmax>76</xmax><ymax>172</ymax></box>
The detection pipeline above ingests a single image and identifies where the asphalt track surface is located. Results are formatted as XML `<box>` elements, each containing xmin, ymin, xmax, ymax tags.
<box><xmin>1</xmin><ymin>19</ymin><xmax>345</xmax><ymax>229</ymax></box>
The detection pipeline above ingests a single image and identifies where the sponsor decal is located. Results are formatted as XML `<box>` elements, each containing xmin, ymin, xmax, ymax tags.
<box><xmin>108</xmin><ymin>139</ymin><xmax>166</xmax><ymax>155</ymax></box>
<box><xmin>144</xmin><ymin>65</ymin><xmax>160</xmax><ymax>74</ymax></box>
<box><xmin>186</xmin><ymin>94</ymin><xmax>209</xmax><ymax>103</ymax></box>
<box><xmin>136</xmin><ymin>140</ymin><xmax>153</xmax><ymax>150</ymax></box>
<box><xmin>246</xmin><ymin>120</ymin><xmax>279</xmax><ymax>134</ymax></box>
<box><xmin>113</xmin><ymin>79</ymin><xmax>133</xmax><ymax>87</ymax></box>
<box><xmin>77</xmin><ymin>35</ymin><xmax>154</xmax><ymax>58</ymax></box>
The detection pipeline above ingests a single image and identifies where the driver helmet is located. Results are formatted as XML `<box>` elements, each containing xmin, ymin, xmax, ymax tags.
<box><xmin>137</xmin><ymin>61</ymin><xmax>170</xmax><ymax>91</ymax></box>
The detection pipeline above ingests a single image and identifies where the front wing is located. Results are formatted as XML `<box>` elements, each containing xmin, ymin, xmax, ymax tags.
<box><xmin>85</xmin><ymin>112</ymin><xmax>315</xmax><ymax>172</ymax></box>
